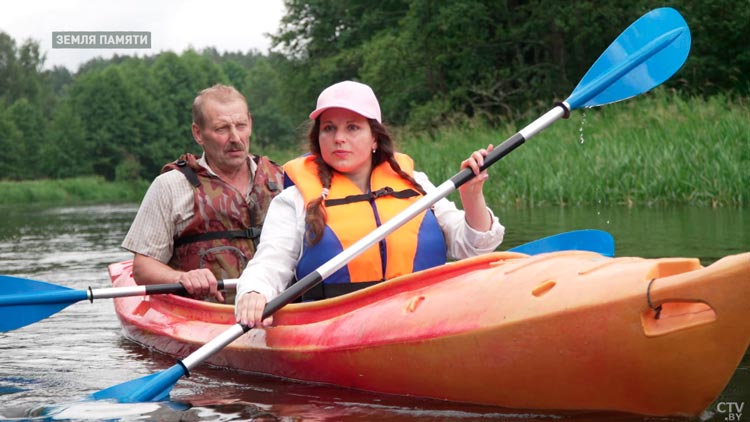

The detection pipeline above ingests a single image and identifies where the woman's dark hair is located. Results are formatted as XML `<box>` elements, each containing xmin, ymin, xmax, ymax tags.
<box><xmin>304</xmin><ymin>118</ymin><xmax>426</xmax><ymax>245</ymax></box>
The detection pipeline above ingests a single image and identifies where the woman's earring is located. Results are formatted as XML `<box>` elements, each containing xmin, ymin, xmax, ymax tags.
<box><xmin>372</xmin><ymin>147</ymin><xmax>376</xmax><ymax>154</ymax></box>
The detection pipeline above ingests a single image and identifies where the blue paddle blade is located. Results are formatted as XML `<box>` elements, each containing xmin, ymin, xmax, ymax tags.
<box><xmin>567</xmin><ymin>7</ymin><xmax>691</xmax><ymax>110</ymax></box>
<box><xmin>509</xmin><ymin>230</ymin><xmax>615</xmax><ymax>257</ymax></box>
<box><xmin>0</xmin><ymin>301</ymin><xmax>73</xmax><ymax>332</ymax></box>
<box><xmin>0</xmin><ymin>274</ymin><xmax>73</xmax><ymax>295</ymax></box>
<box><xmin>0</xmin><ymin>275</ymin><xmax>88</xmax><ymax>331</ymax></box>
<box><xmin>90</xmin><ymin>364</ymin><xmax>186</xmax><ymax>403</ymax></box>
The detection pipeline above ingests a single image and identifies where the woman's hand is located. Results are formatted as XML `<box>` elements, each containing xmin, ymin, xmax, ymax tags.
<box><xmin>235</xmin><ymin>291</ymin><xmax>274</xmax><ymax>327</ymax></box>
<box><xmin>458</xmin><ymin>144</ymin><xmax>494</xmax><ymax>232</ymax></box>
<box><xmin>459</xmin><ymin>144</ymin><xmax>493</xmax><ymax>195</ymax></box>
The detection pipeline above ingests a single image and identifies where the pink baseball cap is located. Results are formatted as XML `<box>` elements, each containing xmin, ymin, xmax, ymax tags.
<box><xmin>309</xmin><ymin>80</ymin><xmax>382</xmax><ymax>123</ymax></box>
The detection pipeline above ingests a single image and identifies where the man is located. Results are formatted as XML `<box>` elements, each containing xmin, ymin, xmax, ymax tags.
<box><xmin>122</xmin><ymin>84</ymin><xmax>283</xmax><ymax>303</ymax></box>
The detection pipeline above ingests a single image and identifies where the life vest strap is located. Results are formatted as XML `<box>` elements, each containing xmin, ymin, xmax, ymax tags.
<box><xmin>173</xmin><ymin>159</ymin><xmax>201</xmax><ymax>188</ymax></box>
<box><xmin>174</xmin><ymin>228</ymin><xmax>262</xmax><ymax>248</ymax></box>
<box><xmin>324</xmin><ymin>187</ymin><xmax>420</xmax><ymax>207</ymax></box>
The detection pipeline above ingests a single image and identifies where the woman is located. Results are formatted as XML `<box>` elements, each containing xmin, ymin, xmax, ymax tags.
<box><xmin>235</xmin><ymin>80</ymin><xmax>504</xmax><ymax>327</ymax></box>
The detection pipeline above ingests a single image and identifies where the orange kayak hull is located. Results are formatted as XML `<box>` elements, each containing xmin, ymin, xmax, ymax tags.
<box><xmin>109</xmin><ymin>251</ymin><xmax>750</xmax><ymax>416</ymax></box>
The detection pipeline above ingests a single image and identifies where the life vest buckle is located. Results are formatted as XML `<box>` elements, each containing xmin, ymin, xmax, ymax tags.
<box><xmin>244</xmin><ymin>227</ymin><xmax>262</xmax><ymax>240</ymax></box>
<box><xmin>371</xmin><ymin>186</ymin><xmax>394</xmax><ymax>199</ymax></box>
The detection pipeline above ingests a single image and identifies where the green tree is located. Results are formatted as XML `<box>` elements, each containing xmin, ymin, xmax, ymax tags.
<box><xmin>0</xmin><ymin>33</ymin><xmax>55</xmax><ymax>108</ymax></box>
<box><xmin>2</xmin><ymin>0</ymin><xmax>749</xmax><ymax>184</ymax></box>
<box><xmin>0</xmin><ymin>108</ymin><xmax>24</xmax><ymax>179</ymax></box>
<box><xmin>271</xmin><ymin>0</ymin><xmax>750</xmax><ymax>129</ymax></box>
<box><xmin>41</xmin><ymin>100</ymin><xmax>90</xmax><ymax>178</ymax></box>
<box><xmin>7</xmin><ymin>98</ymin><xmax>48</xmax><ymax>178</ymax></box>
<box><xmin>667</xmin><ymin>0</ymin><xmax>750</xmax><ymax>95</ymax></box>
<box><xmin>67</xmin><ymin>65</ymin><xmax>145</xmax><ymax>180</ymax></box>
<box><xmin>150</xmin><ymin>51</ymin><xmax>200</xmax><ymax>149</ymax></box>
<box><xmin>243</xmin><ymin>54</ymin><xmax>299</xmax><ymax>149</ymax></box>
<box><xmin>45</xmin><ymin>65</ymin><xmax>74</xmax><ymax>96</ymax></box>
<box><xmin>117</xmin><ymin>58</ymin><xmax>174</xmax><ymax>179</ymax></box>
<box><xmin>16</xmin><ymin>39</ymin><xmax>47</xmax><ymax>104</ymax></box>
<box><xmin>222</xmin><ymin>59</ymin><xmax>250</xmax><ymax>93</ymax></box>
<box><xmin>0</xmin><ymin>32</ymin><xmax>21</xmax><ymax>105</ymax></box>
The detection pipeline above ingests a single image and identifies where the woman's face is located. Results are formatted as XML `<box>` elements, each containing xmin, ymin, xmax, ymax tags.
<box><xmin>318</xmin><ymin>107</ymin><xmax>377</xmax><ymax>183</ymax></box>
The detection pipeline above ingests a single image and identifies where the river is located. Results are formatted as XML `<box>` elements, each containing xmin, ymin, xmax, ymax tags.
<box><xmin>0</xmin><ymin>203</ymin><xmax>747</xmax><ymax>421</ymax></box>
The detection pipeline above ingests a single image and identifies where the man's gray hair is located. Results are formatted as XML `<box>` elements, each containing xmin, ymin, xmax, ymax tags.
<box><xmin>192</xmin><ymin>84</ymin><xmax>249</xmax><ymax>128</ymax></box>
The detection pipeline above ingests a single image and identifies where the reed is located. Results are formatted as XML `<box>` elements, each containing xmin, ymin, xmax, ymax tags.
<box><xmin>0</xmin><ymin>177</ymin><xmax>149</xmax><ymax>205</ymax></box>
<box><xmin>399</xmin><ymin>90</ymin><xmax>749</xmax><ymax>207</ymax></box>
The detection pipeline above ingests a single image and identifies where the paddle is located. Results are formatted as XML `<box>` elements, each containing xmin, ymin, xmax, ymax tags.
<box><xmin>0</xmin><ymin>229</ymin><xmax>611</xmax><ymax>332</ymax></box>
<box><xmin>91</xmin><ymin>7</ymin><xmax>690</xmax><ymax>403</ymax></box>
<box><xmin>0</xmin><ymin>278</ymin><xmax>236</xmax><ymax>332</ymax></box>
<box><xmin>508</xmin><ymin>229</ymin><xmax>614</xmax><ymax>257</ymax></box>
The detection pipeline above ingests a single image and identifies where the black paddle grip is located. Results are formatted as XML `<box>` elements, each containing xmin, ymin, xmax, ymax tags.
<box><xmin>143</xmin><ymin>280</ymin><xmax>228</xmax><ymax>297</ymax></box>
<box><xmin>450</xmin><ymin>132</ymin><xmax>526</xmax><ymax>188</ymax></box>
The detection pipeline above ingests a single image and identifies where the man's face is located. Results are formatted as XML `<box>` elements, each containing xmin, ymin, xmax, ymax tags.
<box><xmin>192</xmin><ymin>99</ymin><xmax>252</xmax><ymax>174</ymax></box>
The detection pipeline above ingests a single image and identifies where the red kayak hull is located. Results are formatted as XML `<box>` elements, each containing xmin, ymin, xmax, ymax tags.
<box><xmin>110</xmin><ymin>251</ymin><xmax>750</xmax><ymax>416</ymax></box>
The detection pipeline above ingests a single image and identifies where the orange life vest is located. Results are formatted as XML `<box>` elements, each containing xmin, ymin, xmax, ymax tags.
<box><xmin>284</xmin><ymin>153</ymin><xmax>446</xmax><ymax>299</ymax></box>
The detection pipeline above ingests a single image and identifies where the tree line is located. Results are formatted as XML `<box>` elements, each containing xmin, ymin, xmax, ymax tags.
<box><xmin>0</xmin><ymin>0</ymin><xmax>747</xmax><ymax>182</ymax></box>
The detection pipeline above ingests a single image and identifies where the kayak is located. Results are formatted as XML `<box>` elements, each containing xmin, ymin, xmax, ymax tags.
<box><xmin>109</xmin><ymin>250</ymin><xmax>750</xmax><ymax>417</ymax></box>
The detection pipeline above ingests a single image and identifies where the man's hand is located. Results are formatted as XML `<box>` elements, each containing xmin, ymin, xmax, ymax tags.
<box><xmin>176</xmin><ymin>268</ymin><xmax>225</xmax><ymax>302</ymax></box>
<box><xmin>132</xmin><ymin>253</ymin><xmax>225</xmax><ymax>302</ymax></box>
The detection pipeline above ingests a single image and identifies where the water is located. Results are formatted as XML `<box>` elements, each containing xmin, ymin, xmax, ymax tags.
<box><xmin>578</xmin><ymin>110</ymin><xmax>587</xmax><ymax>144</ymax></box>
<box><xmin>0</xmin><ymin>203</ymin><xmax>748</xmax><ymax>421</ymax></box>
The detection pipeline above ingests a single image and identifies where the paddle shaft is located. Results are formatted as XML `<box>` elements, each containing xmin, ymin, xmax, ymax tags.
<box><xmin>91</xmin><ymin>279</ymin><xmax>237</xmax><ymax>300</ymax></box>
<box><xmin>0</xmin><ymin>280</ymin><xmax>237</xmax><ymax>306</ymax></box>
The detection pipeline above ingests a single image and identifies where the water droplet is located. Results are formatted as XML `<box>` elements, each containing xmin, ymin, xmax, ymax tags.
<box><xmin>578</xmin><ymin>110</ymin><xmax>587</xmax><ymax>144</ymax></box>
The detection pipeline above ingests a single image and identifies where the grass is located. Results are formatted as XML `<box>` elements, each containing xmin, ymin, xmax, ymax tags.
<box><xmin>399</xmin><ymin>90</ymin><xmax>749</xmax><ymax>207</ymax></box>
<box><xmin>0</xmin><ymin>176</ymin><xmax>149</xmax><ymax>205</ymax></box>
<box><xmin>1</xmin><ymin>90</ymin><xmax>747</xmax><ymax>207</ymax></box>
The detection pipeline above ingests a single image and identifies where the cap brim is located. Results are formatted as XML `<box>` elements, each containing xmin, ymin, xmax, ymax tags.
<box><xmin>309</xmin><ymin>105</ymin><xmax>378</xmax><ymax>121</ymax></box>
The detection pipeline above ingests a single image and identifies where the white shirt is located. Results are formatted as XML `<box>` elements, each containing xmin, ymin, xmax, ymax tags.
<box><xmin>236</xmin><ymin>171</ymin><xmax>504</xmax><ymax>301</ymax></box>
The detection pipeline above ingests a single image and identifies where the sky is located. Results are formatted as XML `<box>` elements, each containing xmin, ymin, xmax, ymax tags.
<box><xmin>0</xmin><ymin>0</ymin><xmax>286</xmax><ymax>72</ymax></box>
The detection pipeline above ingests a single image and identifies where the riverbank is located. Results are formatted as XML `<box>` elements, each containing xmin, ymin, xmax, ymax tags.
<box><xmin>1</xmin><ymin>92</ymin><xmax>747</xmax><ymax>207</ymax></box>
<box><xmin>0</xmin><ymin>177</ymin><xmax>149</xmax><ymax>205</ymax></box>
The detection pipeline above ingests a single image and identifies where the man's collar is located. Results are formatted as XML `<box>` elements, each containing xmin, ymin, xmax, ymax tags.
<box><xmin>198</xmin><ymin>152</ymin><xmax>257</xmax><ymax>176</ymax></box>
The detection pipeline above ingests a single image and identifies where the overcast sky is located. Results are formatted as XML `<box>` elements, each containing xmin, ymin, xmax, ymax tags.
<box><xmin>0</xmin><ymin>0</ymin><xmax>286</xmax><ymax>72</ymax></box>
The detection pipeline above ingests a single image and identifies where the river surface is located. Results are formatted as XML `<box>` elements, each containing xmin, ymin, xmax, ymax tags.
<box><xmin>0</xmin><ymin>203</ymin><xmax>748</xmax><ymax>421</ymax></box>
